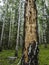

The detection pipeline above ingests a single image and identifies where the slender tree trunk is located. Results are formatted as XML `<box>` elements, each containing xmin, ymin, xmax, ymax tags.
<box><xmin>19</xmin><ymin>0</ymin><xmax>25</xmax><ymax>47</ymax></box>
<box><xmin>0</xmin><ymin>20</ymin><xmax>5</xmax><ymax>51</ymax></box>
<box><xmin>8</xmin><ymin>11</ymin><xmax>11</xmax><ymax>49</ymax></box>
<box><xmin>15</xmin><ymin>0</ymin><xmax>21</xmax><ymax>57</ymax></box>
<box><xmin>21</xmin><ymin>0</ymin><xmax>39</xmax><ymax>65</ymax></box>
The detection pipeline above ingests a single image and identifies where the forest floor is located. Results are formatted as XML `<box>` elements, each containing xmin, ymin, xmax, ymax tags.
<box><xmin>0</xmin><ymin>44</ymin><xmax>49</xmax><ymax>65</ymax></box>
<box><xmin>0</xmin><ymin>48</ymin><xmax>22</xmax><ymax>65</ymax></box>
<box><xmin>39</xmin><ymin>44</ymin><xmax>49</xmax><ymax>65</ymax></box>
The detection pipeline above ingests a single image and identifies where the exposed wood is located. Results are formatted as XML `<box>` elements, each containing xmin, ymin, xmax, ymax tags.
<box><xmin>21</xmin><ymin>0</ymin><xmax>39</xmax><ymax>65</ymax></box>
<box><xmin>25</xmin><ymin>0</ymin><xmax>37</xmax><ymax>62</ymax></box>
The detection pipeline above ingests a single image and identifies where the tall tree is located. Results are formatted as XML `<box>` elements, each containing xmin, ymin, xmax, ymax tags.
<box><xmin>0</xmin><ymin>1</ymin><xmax>6</xmax><ymax>51</ymax></box>
<box><xmin>15</xmin><ymin>0</ymin><xmax>21</xmax><ymax>56</ymax></box>
<box><xmin>21</xmin><ymin>0</ymin><xmax>39</xmax><ymax>65</ymax></box>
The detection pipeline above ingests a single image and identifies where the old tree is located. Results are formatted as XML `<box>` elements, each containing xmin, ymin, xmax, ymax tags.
<box><xmin>21</xmin><ymin>0</ymin><xmax>39</xmax><ymax>65</ymax></box>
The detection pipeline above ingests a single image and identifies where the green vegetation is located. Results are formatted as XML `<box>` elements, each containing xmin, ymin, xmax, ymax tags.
<box><xmin>0</xmin><ymin>0</ymin><xmax>49</xmax><ymax>65</ymax></box>
<box><xmin>39</xmin><ymin>44</ymin><xmax>49</xmax><ymax>65</ymax></box>
<box><xmin>0</xmin><ymin>48</ymin><xmax>22</xmax><ymax>65</ymax></box>
<box><xmin>0</xmin><ymin>45</ymin><xmax>49</xmax><ymax>65</ymax></box>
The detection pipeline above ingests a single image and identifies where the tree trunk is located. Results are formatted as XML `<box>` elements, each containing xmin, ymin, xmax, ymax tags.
<box><xmin>0</xmin><ymin>20</ymin><xmax>5</xmax><ymax>51</ymax></box>
<box><xmin>8</xmin><ymin>11</ymin><xmax>11</xmax><ymax>49</ymax></box>
<box><xmin>15</xmin><ymin>0</ymin><xmax>21</xmax><ymax>57</ymax></box>
<box><xmin>21</xmin><ymin>0</ymin><xmax>39</xmax><ymax>65</ymax></box>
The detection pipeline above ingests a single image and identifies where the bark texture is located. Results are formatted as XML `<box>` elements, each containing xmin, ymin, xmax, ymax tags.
<box><xmin>21</xmin><ymin>0</ymin><xmax>39</xmax><ymax>65</ymax></box>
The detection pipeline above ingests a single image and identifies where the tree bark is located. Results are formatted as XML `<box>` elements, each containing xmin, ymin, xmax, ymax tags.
<box><xmin>15</xmin><ymin>0</ymin><xmax>21</xmax><ymax>57</ymax></box>
<box><xmin>21</xmin><ymin>0</ymin><xmax>39</xmax><ymax>65</ymax></box>
<box><xmin>0</xmin><ymin>20</ymin><xmax>5</xmax><ymax>51</ymax></box>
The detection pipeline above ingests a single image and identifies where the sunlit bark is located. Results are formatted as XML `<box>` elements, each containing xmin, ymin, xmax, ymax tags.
<box><xmin>21</xmin><ymin>0</ymin><xmax>39</xmax><ymax>65</ymax></box>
